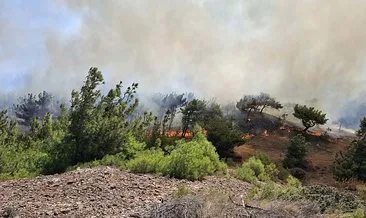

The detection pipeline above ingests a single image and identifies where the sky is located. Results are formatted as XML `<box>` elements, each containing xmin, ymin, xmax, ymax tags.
<box><xmin>1</xmin><ymin>0</ymin><xmax>366</xmax><ymax>121</ymax></box>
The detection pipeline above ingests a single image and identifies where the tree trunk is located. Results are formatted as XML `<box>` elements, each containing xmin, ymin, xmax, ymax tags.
<box><xmin>168</xmin><ymin>113</ymin><xmax>174</xmax><ymax>131</ymax></box>
<box><xmin>303</xmin><ymin>126</ymin><xmax>310</xmax><ymax>132</ymax></box>
<box><xmin>260</xmin><ymin>105</ymin><xmax>266</xmax><ymax>113</ymax></box>
<box><xmin>182</xmin><ymin>127</ymin><xmax>188</xmax><ymax>138</ymax></box>
<box><xmin>246</xmin><ymin>108</ymin><xmax>252</xmax><ymax>122</ymax></box>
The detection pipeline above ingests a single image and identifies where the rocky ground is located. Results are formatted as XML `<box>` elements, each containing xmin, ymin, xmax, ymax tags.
<box><xmin>0</xmin><ymin>166</ymin><xmax>253</xmax><ymax>217</ymax></box>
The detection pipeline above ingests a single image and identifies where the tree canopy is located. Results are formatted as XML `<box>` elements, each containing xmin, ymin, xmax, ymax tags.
<box><xmin>13</xmin><ymin>91</ymin><xmax>57</xmax><ymax>126</ymax></box>
<box><xmin>236</xmin><ymin>93</ymin><xmax>282</xmax><ymax>120</ymax></box>
<box><xmin>293</xmin><ymin>104</ymin><xmax>328</xmax><ymax>131</ymax></box>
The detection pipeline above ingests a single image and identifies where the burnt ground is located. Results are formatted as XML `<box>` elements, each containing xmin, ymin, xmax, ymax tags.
<box><xmin>234</xmin><ymin>126</ymin><xmax>353</xmax><ymax>186</ymax></box>
<box><xmin>0</xmin><ymin>166</ymin><xmax>252</xmax><ymax>218</ymax></box>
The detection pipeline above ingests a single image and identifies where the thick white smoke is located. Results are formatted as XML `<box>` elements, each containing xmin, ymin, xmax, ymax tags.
<box><xmin>2</xmin><ymin>0</ymin><xmax>366</xmax><ymax>121</ymax></box>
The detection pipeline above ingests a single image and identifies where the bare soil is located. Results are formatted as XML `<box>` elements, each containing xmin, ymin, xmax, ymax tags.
<box><xmin>0</xmin><ymin>166</ymin><xmax>251</xmax><ymax>217</ymax></box>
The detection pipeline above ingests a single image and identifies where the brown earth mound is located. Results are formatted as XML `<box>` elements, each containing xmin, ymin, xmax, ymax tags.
<box><xmin>0</xmin><ymin>166</ymin><xmax>252</xmax><ymax>217</ymax></box>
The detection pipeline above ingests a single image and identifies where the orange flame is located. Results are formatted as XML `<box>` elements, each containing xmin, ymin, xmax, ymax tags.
<box><xmin>163</xmin><ymin>130</ymin><xmax>208</xmax><ymax>138</ymax></box>
<box><xmin>309</xmin><ymin>131</ymin><xmax>322</xmax><ymax>137</ymax></box>
<box><xmin>280</xmin><ymin>126</ymin><xmax>293</xmax><ymax>133</ymax></box>
<box><xmin>242</xmin><ymin>133</ymin><xmax>255</xmax><ymax>140</ymax></box>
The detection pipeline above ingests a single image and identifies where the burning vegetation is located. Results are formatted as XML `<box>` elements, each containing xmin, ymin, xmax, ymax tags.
<box><xmin>0</xmin><ymin>67</ymin><xmax>365</xmax><ymax>217</ymax></box>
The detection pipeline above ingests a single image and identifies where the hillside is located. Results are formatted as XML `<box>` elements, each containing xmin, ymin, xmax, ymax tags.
<box><xmin>0</xmin><ymin>166</ymin><xmax>254</xmax><ymax>217</ymax></box>
<box><xmin>234</xmin><ymin>120</ymin><xmax>355</xmax><ymax>186</ymax></box>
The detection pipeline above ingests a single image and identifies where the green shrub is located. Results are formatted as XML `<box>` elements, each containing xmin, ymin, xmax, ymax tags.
<box><xmin>351</xmin><ymin>208</ymin><xmax>365</xmax><ymax>218</ymax></box>
<box><xmin>162</xmin><ymin>125</ymin><xmax>227</xmax><ymax>181</ymax></box>
<box><xmin>237</xmin><ymin>157</ymin><xmax>271</xmax><ymax>182</ymax></box>
<box><xmin>265</xmin><ymin>163</ymin><xmax>280</xmax><ymax>180</ymax></box>
<box><xmin>237</xmin><ymin>166</ymin><xmax>257</xmax><ymax>183</ymax></box>
<box><xmin>253</xmin><ymin>151</ymin><xmax>273</xmax><ymax>166</ymax></box>
<box><xmin>277</xmin><ymin>166</ymin><xmax>291</xmax><ymax>181</ymax></box>
<box><xmin>248</xmin><ymin>175</ymin><xmax>303</xmax><ymax>201</ymax></box>
<box><xmin>0</xmin><ymin>146</ymin><xmax>50</xmax><ymax>180</ymax></box>
<box><xmin>289</xmin><ymin>167</ymin><xmax>307</xmax><ymax>180</ymax></box>
<box><xmin>223</xmin><ymin>157</ymin><xmax>236</xmax><ymax>167</ymax></box>
<box><xmin>99</xmin><ymin>153</ymin><xmax>126</xmax><ymax>169</ymax></box>
<box><xmin>283</xmin><ymin>134</ymin><xmax>308</xmax><ymax>169</ymax></box>
<box><xmin>127</xmin><ymin>149</ymin><xmax>165</xmax><ymax>174</ymax></box>
<box><xmin>67</xmin><ymin>152</ymin><xmax>127</xmax><ymax>171</ymax></box>
<box><xmin>303</xmin><ymin>185</ymin><xmax>364</xmax><ymax>213</ymax></box>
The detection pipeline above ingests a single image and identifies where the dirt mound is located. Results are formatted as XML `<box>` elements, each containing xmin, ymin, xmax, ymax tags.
<box><xmin>0</xmin><ymin>166</ymin><xmax>251</xmax><ymax>217</ymax></box>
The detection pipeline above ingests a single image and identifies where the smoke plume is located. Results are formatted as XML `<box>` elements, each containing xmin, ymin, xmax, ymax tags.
<box><xmin>1</xmin><ymin>0</ymin><xmax>366</xmax><ymax>121</ymax></box>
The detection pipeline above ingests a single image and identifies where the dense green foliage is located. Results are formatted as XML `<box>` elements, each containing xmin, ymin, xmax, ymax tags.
<box><xmin>333</xmin><ymin>119</ymin><xmax>366</xmax><ymax>181</ymax></box>
<box><xmin>127</xmin><ymin>149</ymin><xmax>165</xmax><ymax>174</ymax></box>
<box><xmin>181</xmin><ymin>99</ymin><xmax>207</xmax><ymax>137</ymax></box>
<box><xmin>181</xmin><ymin>100</ymin><xmax>244</xmax><ymax>157</ymax></box>
<box><xmin>237</xmin><ymin>156</ymin><xmax>280</xmax><ymax>183</ymax></box>
<box><xmin>293</xmin><ymin>104</ymin><xmax>328</xmax><ymax>131</ymax></box>
<box><xmin>0</xmin><ymin>67</ymin><xmax>154</xmax><ymax>178</ymax></box>
<box><xmin>0</xmin><ymin>68</ymin><xmax>234</xmax><ymax>181</ymax></box>
<box><xmin>127</xmin><ymin>125</ymin><xmax>227</xmax><ymax>180</ymax></box>
<box><xmin>333</xmin><ymin>139</ymin><xmax>366</xmax><ymax>181</ymax></box>
<box><xmin>66</xmin><ymin>67</ymin><xmax>152</xmax><ymax>164</ymax></box>
<box><xmin>357</xmin><ymin>117</ymin><xmax>366</xmax><ymax>140</ymax></box>
<box><xmin>164</xmin><ymin>125</ymin><xmax>227</xmax><ymax>180</ymax></box>
<box><xmin>283</xmin><ymin>134</ymin><xmax>308</xmax><ymax>169</ymax></box>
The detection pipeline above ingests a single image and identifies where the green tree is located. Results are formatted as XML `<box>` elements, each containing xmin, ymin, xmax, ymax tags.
<box><xmin>66</xmin><ymin>67</ymin><xmax>151</xmax><ymax>164</ymax></box>
<box><xmin>257</xmin><ymin>93</ymin><xmax>283</xmax><ymax>113</ymax></box>
<box><xmin>333</xmin><ymin>119</ymin><xmax>366</xmax><ymax>181</ymax></box>
<box><xmin>333</xmin><ymin>145</ymin><xmax>357</xmax><ymax>181</ymax></box>
<box><xmin>181</xmin><ymin>100</ymin><xmax>243</xmax><ymax>158</ymax></box>
<box><xmin>204</xmin><ymin>117</ymin><xmax>244</xmax><ymax>158</ymax></box>
<box><xmin>181</xmin><ymin>99</ymin><xmax>206</xmax><ymax>137</ymax></box>
<box><xmin>357</xmin><ymin>117</ymin><xmax>366</xmax><ymax>140</ymax></box>
<box><xmin>293</xmin><ymin>104</ymin><xmax>328</xmax><ymax>132</ymax></box>
<box><xmin>236</xmin><ymin>93</ymin><xmax>282</xmax><ymax>121</ymax></box>
<box><xmin>283</xmin><ymin>134</ymin><xmax>308</xmax><ymax>169</ymax></box>
<box><xmin>13</xmin><ymin>91</ymin><xmax>57</xmax><ymax>126</ymax></box>
<box><xmin>236</xmin><ymin>95</ymin><xmax>259</xmax><ymax>121</ymax></box>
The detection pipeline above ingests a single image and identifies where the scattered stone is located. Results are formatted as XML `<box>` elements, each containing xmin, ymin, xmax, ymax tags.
<box><xmin>0</xmin><ymin>166</ymin><xmax>251</xmax><ymax>217</ymax></box>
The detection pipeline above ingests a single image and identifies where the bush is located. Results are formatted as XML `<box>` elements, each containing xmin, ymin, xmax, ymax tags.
<box><xmin>303</xmin><ymin>185</ymin><xmax>364</xmax><ymax>213</ymax></box>
<box><xmin>289</xmin><ymin>167</ymin><xmax>307</xmax><ymax>180</ymax></box>
<box><xmin>283</xmin><ymin>134</ymin><xmax>308</xmax><ymax>169</ymax></box>
<box><xmin>237</xmin><ymin>165</ymin><xmax>257</xmax><ymax>183</ymax></box>
<box><xmin>204</xmin><ymin>117</ymin><xmax>244</xmax><ymax>158</ymax></box>
<box><xmin>253</xmin><ymin>151</ymin><xmax>273</xmax><ymax>166</ymax></box>
<box><xmin>98</xmin><ymin>153</ymin><xmax>126</xmax><ymax>169</ymax></box>
<box><xmin>163</xmin><ymin>126</ymin><xmax>227</xmax><ymax>180</ymax></box>
<box><xmin>277</xmin><ymin>166</ymin><xmax>290</xmax><ymax>181</ymax></box>
<box><xmin>127</xmin><ymin>149</ymin><xmax>165</xmax><ymax>174</ymax></box>
<box><xmin>248</xmin><ymin>176</ymin><xmax>303</xmax><ymax>201</ymax></box>
<box><xmin>351</xmin><ymin>208</ymin><xmax>365</xmax><ymax>218</ymax></box>
<box><xmin>0</xmin><ymin>146</ymin><xmax>50</xmax><ymax>180</ymax></box>
<box><xmin>265</xmin><ymin>163</ymin><xmax>280</xmax><ymax>180</ymax></box>
<box><xmin>67</xmin><ymin>152</ymin><xmax>127</xmax><ymax>171</ymax></box>
<box><xmin>237</xmin><ymin>157</ymin><xmax>270</xmax><ymax>182</ymax></box>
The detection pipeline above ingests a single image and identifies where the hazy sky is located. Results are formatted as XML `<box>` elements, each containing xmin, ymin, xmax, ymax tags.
<box><xmin>1</xmin><ymin>0</ymin><xmax>366</xmax><ymax>119</ymax></box>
